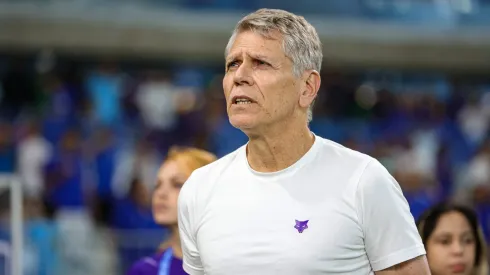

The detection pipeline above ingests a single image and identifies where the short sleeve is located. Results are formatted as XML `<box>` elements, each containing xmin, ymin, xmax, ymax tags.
<box><xmin>178</xmin><ymin>173</ymin><xmax>205</xmax><ymax>275</ymax></box>
<box><xmin>356</xmin><ymin>160</ymin><xmax>426</xmax><ymax>271</ymax></box>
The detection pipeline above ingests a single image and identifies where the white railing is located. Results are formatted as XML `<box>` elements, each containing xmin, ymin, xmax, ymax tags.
<box><xmin>0</xmin><ymin>240</ymin><xmax>10</xmax><ymax>275</ymax></box>
<box><xmin>0</xmin><ymin>174</ymin><xmax>23</xmax><ymax>275</ymax></box>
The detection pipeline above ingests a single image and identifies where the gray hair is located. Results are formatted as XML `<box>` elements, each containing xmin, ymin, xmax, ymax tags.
<box><xmin>225</xmin><ymin>8</ymin><xmax>323</xmax><ymax>123</ymax></box>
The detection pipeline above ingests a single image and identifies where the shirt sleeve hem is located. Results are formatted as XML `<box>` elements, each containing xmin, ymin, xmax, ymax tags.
<box><xmin>183</xmin><ymin>261</ymin><xmax>205</xmax><ymax>275</ymax></box>
<box><xmin>370</xmin><ymin>244</ymin><xmax>426</xmax><ymax>271</ymax></box>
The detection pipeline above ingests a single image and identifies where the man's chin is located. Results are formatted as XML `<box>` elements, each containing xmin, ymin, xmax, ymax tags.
<box><xmin>229</xmin><ymin>116</ymin><xmax>256</xmax><ymax>130</ymax></box>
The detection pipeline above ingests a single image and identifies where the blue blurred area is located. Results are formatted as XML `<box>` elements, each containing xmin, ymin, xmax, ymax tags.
<box><xmin>3</xmin><ymin>0</ymin><xmax>489</xmax><ymax>25</ymax></box>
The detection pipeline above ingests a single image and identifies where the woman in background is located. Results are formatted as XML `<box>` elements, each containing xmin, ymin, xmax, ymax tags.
<box><xmin>127</xmin><ymin>146</ymin><xmax>216</xmax><ymax>275</ymax></box>
<box><xmin>417</xmin><ymin>202</ymin><xmax>488</xmax><ymax>275</ymax></box>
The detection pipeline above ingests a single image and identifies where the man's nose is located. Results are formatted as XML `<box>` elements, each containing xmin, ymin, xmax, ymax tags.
<box><xmin>233</xmin><ymin>61</ymin><xmax>254</xmax><ymax>86</ymax></box>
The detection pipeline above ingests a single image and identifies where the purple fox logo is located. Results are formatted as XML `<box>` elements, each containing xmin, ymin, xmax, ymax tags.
<box><xmin>294</xmin><ymin>220</ymin><xmax>309</xmax><ymax>233</ymax></box>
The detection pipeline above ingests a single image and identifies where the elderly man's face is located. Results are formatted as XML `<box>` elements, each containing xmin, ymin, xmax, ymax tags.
<box><xmin>223</xmin><ymin>30</ymin><xmax>303</xmax><ymax>133</ymax></box>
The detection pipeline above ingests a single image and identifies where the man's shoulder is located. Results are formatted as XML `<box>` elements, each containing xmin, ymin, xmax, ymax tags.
<box><xmin>183</xmin><ymin>146</ymin><xmax>245</xmax><ymax>190</ymax></box>
<box><xmin>316</xmin><ymin>136</ymin><xmax>374</xmax><ymax>166</ymax></box>
<box><xmin>195</xmin><ymin>146</ymin><xmax>243</xmax><ymax>175</ymax></box>
<box><xmin>313</xmin><ymin>136</ymin><xmax>392</xmax><ymax>188</ymax></box>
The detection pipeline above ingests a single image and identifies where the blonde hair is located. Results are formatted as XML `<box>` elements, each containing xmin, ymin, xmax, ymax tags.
<box><xmin>158</xmin><ymin>146</ymin><xmax>216</xmax><ymax>251</ymax></box>
<box><xmin>165</xmin><ymin>146</ymin><xmax>217</xmax><ymax>176</ymax></box>
<box><xmin>225</xmin><ymin>8</ymin><xmax>323</xmax><ymax>123</ymax></box>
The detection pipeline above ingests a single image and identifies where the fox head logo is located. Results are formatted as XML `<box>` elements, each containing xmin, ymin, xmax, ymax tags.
<box><xmin>294</xmin><ymin>220</ymin><xmax>309</xmax><ymax>233</ymax></box>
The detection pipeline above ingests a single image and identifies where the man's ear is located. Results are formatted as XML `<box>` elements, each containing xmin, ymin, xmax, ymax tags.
<box><xmin>299</xmin><ymin>70</ymin><xmax>321</xmax><ymax>109</ymax></box>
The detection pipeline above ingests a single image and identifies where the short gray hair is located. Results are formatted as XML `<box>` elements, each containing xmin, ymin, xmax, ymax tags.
<box><xmin>225</xmin><ymin>8</ymin><xmax>323</xmax><ymax>123</ymax></box>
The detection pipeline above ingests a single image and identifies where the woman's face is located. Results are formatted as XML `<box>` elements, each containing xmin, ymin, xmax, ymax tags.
<box><xmin>426</xmin><ymin>211</ymin><xmax>476</xmax><ymax>275</ymax></box>
<box><xmin>152</xmin><ymin>160</ymin><xmax>190</xmax><ymax>226</ymax></box>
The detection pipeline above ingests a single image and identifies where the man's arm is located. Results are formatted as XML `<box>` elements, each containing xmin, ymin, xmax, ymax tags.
<box><xmin>178</xmin><ymin>173</ymin><xmax>205</xmax><ymax>275</ymax></box>
<box><xmin>375</xmin><ymin>255</ymin><xmax>431</xmax><ymax>275</ymax></box>
<box><xmin>356</xmin><ymin>160</ymin><xmax>427</xmax><ymax>272</ymax></box>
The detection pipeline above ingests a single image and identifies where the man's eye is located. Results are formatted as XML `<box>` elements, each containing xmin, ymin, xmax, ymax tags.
<box><xmin>227</xmin><ymin>61</ymin><xmax>239</xmax><ymax>70</ymax></box>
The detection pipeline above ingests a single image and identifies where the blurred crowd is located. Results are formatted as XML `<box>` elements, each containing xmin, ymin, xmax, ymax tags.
<box><xmin>0</xmin><ymin>53</ymin><xmax>489</xmax><ymax>274</ymax></box>
<box><xmin>5</xmin><ymin>0</ymin><xmax>490</xmax><ymax>25</ymax></box>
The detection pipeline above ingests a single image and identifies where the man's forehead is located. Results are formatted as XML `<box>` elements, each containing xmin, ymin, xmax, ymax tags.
<box><xmin>226</xmin><ymin>30</ymin><xmax>284</xmax><ymax>60</ymax></box>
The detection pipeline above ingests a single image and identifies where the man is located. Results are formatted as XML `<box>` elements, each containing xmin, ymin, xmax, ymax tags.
<box><xmin>178</xmin><ymin>8</ymin><xmax>430</xmax><ymax>275</ymax></box>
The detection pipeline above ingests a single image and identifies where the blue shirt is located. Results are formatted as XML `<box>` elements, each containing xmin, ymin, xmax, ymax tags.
<box><xmin>127</xmin><ymin>248</ymin><xmax>186</xmax><ymax>275</ymax></box>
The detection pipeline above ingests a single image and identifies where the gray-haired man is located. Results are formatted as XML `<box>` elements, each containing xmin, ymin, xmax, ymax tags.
<box><xmin>178</xmin><ymin>9</ymin><xmax>430</xmax><ymax>275</ymax></box>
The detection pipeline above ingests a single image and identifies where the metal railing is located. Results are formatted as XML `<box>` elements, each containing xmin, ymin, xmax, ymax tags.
<box><xmin>0</xmin><ymin>175</ymin><xmax>23</xmax><ymax>275</ymax></box>
<box><xmin>0</xmin><ymin>240</ymin><xmax>10</xmax><ymax>275</ymax></box>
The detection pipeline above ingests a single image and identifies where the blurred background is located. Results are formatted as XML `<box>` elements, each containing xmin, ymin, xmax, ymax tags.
<box><xmin>0</xmin><ymin>0</ymin><xmax>489</xmax><ymax>274</ymax></box>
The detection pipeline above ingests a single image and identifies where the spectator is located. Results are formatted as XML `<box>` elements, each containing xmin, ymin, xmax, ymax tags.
<box><xmin>112</xmin><ymin>177</ymin><xmax>161</xmax><ymax>272</ymax></box>
<box><xmin>111</xmin><ymin>177</ymin><xmax>156</xmax><ymax>230</ymax></box>
<box><xmin>416</xmin><ymin>202</ymin><xmax>488</xmax><ymax>275</ymax></box>
<box><xmin>457</xmin><ymin>94</ymin><xmax>490</xmax><ymax>148</ymax></box>
<box><xmin>457</xmin><ymin>138</ymin><xmax>490</xmax><ymax>204</ymax></box>
<box><xmin>127</xmin><ymin>146</ymin><xmax>216</xmax><ymax>275</ymax></box>
<box><xmin>44</xmin><ymin>128</ymin><xmax>86</xmax><ymax>211</ymax></box>
<box><xmin>135</xmin><ymin>71</ymin><xmax>178</xmax><ymax>132</ymax></box>
<box><xmin>90</xmin><ymin>127</ymin><xmax>118</xmax><ymax>225</ymax></box>
<box><xmin>42</xmin><ymin>74</ymin><xmax>77</xmax><ymax>121</ymax></box>
<box><xmin>461</xmin><ymin>139</ymin><xmax>490</xmax><ymax>241</ymax></box>
<box><xmin>17</xmin><ymin>120</ymin><xmax>53</xmax><ymax>199</ymax></box>
<box><xmin>23</xmin><ymin>198</ymin><xmax>59</xmax><ymax>275</ymax></box>
<box><xmin>86</xmin><ymin>63</ymin><xmax>125</xmax><ymax>126</ymax></box>
<box><xmin>112</xmin><ymin>138</ymin><xmax>161</xmax><ymax>200</ymax></box>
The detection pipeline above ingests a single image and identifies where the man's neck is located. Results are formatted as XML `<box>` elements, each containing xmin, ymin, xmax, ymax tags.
<box><xmin>246</xmin><ymin>121</ymin><xmax>314</xmax><ymax>173</ymax></box>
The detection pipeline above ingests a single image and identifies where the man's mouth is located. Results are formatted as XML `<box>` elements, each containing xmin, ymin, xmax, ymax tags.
<box><xmin>235</xmin><ymin>98</ymin><xmax>253</xmax><ymax>105</ymax></box>
<box><xmin>232</xmin><ymin>96</ymin><xmax>255</xmax><ymax>105</ymax></box>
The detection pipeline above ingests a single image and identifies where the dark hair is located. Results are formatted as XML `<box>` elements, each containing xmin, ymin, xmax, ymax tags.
<box><xmin>416</xmin><ymin>202</ymin><xmax>484</xmax><ymax>266</ymax></box>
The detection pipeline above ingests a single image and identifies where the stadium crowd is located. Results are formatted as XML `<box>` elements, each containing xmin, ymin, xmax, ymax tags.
<box><xmin>0</xmin><ymin>55</ymin><xmax>489</xmax><ymax>274</ymax></box>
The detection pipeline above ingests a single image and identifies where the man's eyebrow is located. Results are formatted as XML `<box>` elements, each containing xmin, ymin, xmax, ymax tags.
<box><xmin>226</xmin><ymin>52</ymin><xmax>272</xmax><ymax>62</ymax></box>
<box><xmin>226</xmin><ymin>53</ymin><xmax>240</xmax><ymax>63</ymax></box>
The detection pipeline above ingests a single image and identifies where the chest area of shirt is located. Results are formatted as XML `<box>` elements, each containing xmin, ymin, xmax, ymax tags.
<box><xmin>196</xmin><ymin>185</ymin><xmax>366</xmax><ymax>273</ymax></box>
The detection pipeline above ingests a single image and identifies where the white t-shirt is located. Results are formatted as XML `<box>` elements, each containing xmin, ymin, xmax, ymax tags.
<box><xmin>17</xmin><ymin>135</ymin><xmax>53</xmax><ymax>198</ymax></box>
<box><xmin>136</xmin><ymin>80</ymin><xmax>177</xmax><ymax>130</ymax></box>
<box><xmin>178</xmin><ymin>135</ymin><xmax>425</xmax><ymax>275</ymax></box>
